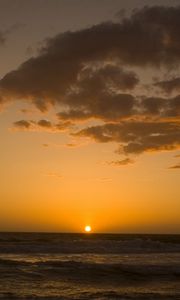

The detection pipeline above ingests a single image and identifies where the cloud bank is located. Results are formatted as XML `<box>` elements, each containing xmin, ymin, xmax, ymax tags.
<box><xmin>1</xmin><ymin>6</ymin><xmax>180</xmax><ymax>157</ymax></box>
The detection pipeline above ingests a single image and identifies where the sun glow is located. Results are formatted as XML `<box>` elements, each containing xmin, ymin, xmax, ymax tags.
<box><xmin>85</xmin><ymin>225</ymin><xmax>91</xmax><ymax>232</ymax></box>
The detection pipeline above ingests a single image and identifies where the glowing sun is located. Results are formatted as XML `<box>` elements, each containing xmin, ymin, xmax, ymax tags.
<box><xmin>84</xmin><ymin>225</ymin><xmax>91</xmax><ymax>233</ymax></box>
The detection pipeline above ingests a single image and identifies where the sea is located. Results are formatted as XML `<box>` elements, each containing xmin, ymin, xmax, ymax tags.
<box><xmin>0</xmin><ymin>233</ymin><xmax>180</xmax><ymax>299</ymax></box>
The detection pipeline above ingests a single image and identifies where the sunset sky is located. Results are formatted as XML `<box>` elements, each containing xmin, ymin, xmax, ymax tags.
<box><xmin>0</xmin><ymin>0</ymin><xmax>180</xmax><ymax>233</ymax></box>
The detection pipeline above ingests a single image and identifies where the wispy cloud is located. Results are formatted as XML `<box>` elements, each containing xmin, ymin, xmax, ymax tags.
<box><xmin>168</xmin><ymin>164</ymin><xmax>180</xmax><ymax>169</ymax></box>
<box><xmin>0</xmin><ymin>23</ymin><xmax>26</xmax><ymax>45</ymax></box>
<box><xmin>107</xmin><ymin>158</ymin><xmax>134</xmax><ymax>166</ymax></box>
<box><xmin>43</xmin><ymin>172</ymin><xmax>63</xmax><ymax>179</ymax></box>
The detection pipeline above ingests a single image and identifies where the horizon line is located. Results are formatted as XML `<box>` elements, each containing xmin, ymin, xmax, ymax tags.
<box><xmin>0</xmin><ymin>231</ymin><xmax>180</xmax><ymax>235</ymax></box>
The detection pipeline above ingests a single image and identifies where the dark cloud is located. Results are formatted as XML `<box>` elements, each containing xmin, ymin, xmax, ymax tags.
<box><xmin>165</xmin><ymin>95</ymin><xmax>180</xmax><ymax>117</ymax></box>
<box><xmin>57</xmin><ymin>65</ymin><xmax>139</xmax><ymax>121</ymax></box>
<box><xmin>78</xmin><ymin>64</ymin><xmax>139</xmax><ymax>92</ymax></box>
<box><xmin>155</xmin><ymin>77</ymin><xmax>180</xmax><ymax>94</ymax></box>
<box><xmin>141</xmin><ymin>95</ymin><xmax>180</xmax><ymax>117</ymax></box>
<box><xmin>13</xmin><ymin>119</ymin><xmax>71</xmax><ymax>132</ymax></box>
<box><xmin>58</xmin><ymin>92</ymin><xmax>136</xmax><ymax>122</ymax></box>
<box><xmin>76</xmin><ymin>121</ymin><xmax>180</xmax><ymax>154</ymax></box>
<box><xmin>2</xmin><ymin>6</ymin><xmax>180</xmax><ymax>108</ymax></box>
<box><xmin>37</xmin><ymin>119</ymin><xmax>52</xmax><ymax>128</ymax></box>
<box><xmin>14</xmin><ymin>120</ymin><xmax>31</xmax><ymax>129</ymax></box>
<box><xmin>1</xmin><ymin>6</ymin><xmax>180</xmax><ymax>157</ymax></box>
<box><xmin>141</xmin><ymin>97</ymin><xmax>166</xmax><ymax>115</ymax></box>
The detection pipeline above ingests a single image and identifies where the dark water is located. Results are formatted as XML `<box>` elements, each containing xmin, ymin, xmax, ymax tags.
<box><xmin>0</xmin><ymin>233</ymin><xmax>180</xmax><ymax>299</ymax></box>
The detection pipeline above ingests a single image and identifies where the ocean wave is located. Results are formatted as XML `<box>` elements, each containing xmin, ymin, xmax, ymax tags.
<box><xmin>0</xmin><ymin>291</ymin><xmax>180</xmax><ymax>300</ymax></box>
<box><xmin>1</xmin><ymin>234</ymin><xmax>180</xmax><ymax>299</ymax></box>
<box><xmin>1</xmin><ymin>258</ymin><xmax>180</xmax><ymax>282</ymax></box>
<box><xmin>0</xmin><ymin>233</ymin><xmax>180</xmax><ymax>254</ymax></box>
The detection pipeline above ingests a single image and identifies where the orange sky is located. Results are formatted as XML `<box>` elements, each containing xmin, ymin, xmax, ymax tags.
<box><xmin>0</xmin><ymin>0</ymin><xmax>180</xmax><ymax>233</ymax></box>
